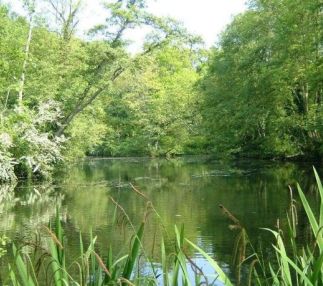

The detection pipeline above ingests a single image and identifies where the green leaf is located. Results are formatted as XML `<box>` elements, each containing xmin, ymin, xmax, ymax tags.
<box><xmin>313</xmin><ymin>167</ymin><xmax>323</xmax><ymax>227</ymax></box>
<box><xmin>262</xmin><ymin>228</ymin><xmax>292</xmax><ymax>286</ymax></box>
<box><xmin>297</xmin><ymin>184</ymin><xmax>323</xmax><ymax>252</ymax></box>
<box><xmin>186</xmin><ymin>239</ymin><xmax>233</xmax><ymax>286</ymax></box>
<box><xmin>13</xmin><ymin>244</ymin><xmax>36</xmax><ymax>286</ymax></box>
<box><xmin>122</xmin><ymin>222</ymin><xmax>145</xmax><ymax>281</ymax></box>
<box><xmin>273</xmin><ymin>246</ymin><xmax>313</xmax><ymax>286</ymax></box>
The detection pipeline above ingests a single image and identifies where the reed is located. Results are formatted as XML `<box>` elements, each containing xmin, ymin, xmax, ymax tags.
<box><xmin>4</xmin><ymin>168</ymin><xmax>323</xmax><ymax>285</ymax></box>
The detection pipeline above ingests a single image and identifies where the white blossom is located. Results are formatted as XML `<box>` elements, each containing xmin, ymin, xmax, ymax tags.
<box><xmin>0</xmin><ymin>133</ymin><xmax>12</xmax><ymax>148</ymax></box>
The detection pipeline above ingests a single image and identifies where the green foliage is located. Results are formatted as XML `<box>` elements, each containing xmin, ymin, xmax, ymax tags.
<box><xmin>0</xmin><ymin>0</ymin><xmax>205</xmax><ymax>182</ymax></box>
<box><xmin>0</xmin><ymin>139</ymin><xmax>16</xmax><ymax>182</ymax></box>
<box><xmin>3</xmin><ymin>168</ymin><xmax>323</xmax><ymax>285</ymax></box>
<box><xmin>0</xmin><ymin>0</ymin><xmax>204</xmax><ymax>182</ymax></box>
<box><xmin>257</xmin><ymin>169</ymin><xmax>323</xmax><ymax>286</ymax></box>
<box><xmin>95</xmin><ymin>46</ymin><xmax>202</xmax><ymax>157</ymax></box>
<box><xmin>187</xmin><ymin>239</ymin><xmax>233</xmax><ymax>286</ymax></box>
<box><xmin>6</xmin><ymin>208</ymin><xmax>149</xmax><ymax>285</ymax></box>
<box><xmin>0</xmin><ymin>234</ymin><xmax>10</xmax><ymax>258</ymax></box>
<box><xmin>200</xmin><ymin>0</ymin><xmax>323</xmax><ymax>159</ymax></box>
<box><xmin>1</xmin><ymin>0</ymin><xmax>321</xmax><ymax>184</ymax></box>
<box><xmin>0</xmin><ymin>102</ymin><xmax>65</xmax><ymax>181</ymax></box>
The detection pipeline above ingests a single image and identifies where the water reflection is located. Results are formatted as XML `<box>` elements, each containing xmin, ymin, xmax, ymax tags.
<box><xmin>0</xmin><ymin>182</ymin><xmax>64</xmax><ymax>241</ymax></box>
<box><xmin>0</xmin><ymin>157</ymin><xmax>321</xmax><ymax>284</ymax></box>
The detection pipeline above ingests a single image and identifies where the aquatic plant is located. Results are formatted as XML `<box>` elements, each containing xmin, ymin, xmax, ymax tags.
<box><xmin>4</xmin><ymin>168</ymin><xmax>323</xmax><ymax>285</ymax></box>
<box><xmin>217</xmin><ymin>167</ymin><xmax>323</xmax><ymax>286</ymax></box>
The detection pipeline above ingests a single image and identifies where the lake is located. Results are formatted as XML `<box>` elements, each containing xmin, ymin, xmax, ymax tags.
<box><xmin>0</xmin><ymin>157</ymin><xmax>321</xmax><ymax>284</ymax></box>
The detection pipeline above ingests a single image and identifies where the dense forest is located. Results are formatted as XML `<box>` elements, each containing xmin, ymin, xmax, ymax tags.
<box><xmin>202</xmin><ymin>0</ymin><xmax>323</xmax><ymax>159</ymax></box>
<box><xmin>0</xmin><ymin>0</ymin><xmax>322</xmax><ymax>182</ymax></box>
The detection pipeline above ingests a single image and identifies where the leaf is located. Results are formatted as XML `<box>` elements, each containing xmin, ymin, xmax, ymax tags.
<box><xmin>273</xmin><ymin>246</ymin><xmax>313</xmax><ymax>286</ymax></box>
<box><xmin>186</xmin><ymin>239</ymin><xmax>233</xmax><ymax>286</ymax></box>
<box><xmin>13</xmin><ymin>244</ymin><xmax>36</xmax><ymax>286</ymax></box>
<box><xmin>262</xmin><ymin>228</ymin><xmax>292</xmax><ymax>286</ymax></box>
<box><xmin>313</xmin><ymin>167</ymin><xmax>323</xmax><ymax>227</ymax></box>
<box><xmin>122</xmin><ymin>222</ymin><xmax>145</xmax><ymax>281</ymax></box>
<box><xmin>297</xmin><ymin>183</ymin><xmax>323</xmax><ymax>252</ymax></box>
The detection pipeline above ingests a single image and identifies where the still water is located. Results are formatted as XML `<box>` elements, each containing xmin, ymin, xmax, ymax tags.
<box><xmin>0</xmin><ymin>157</ymin><xmax>321</xmax><ymax>284</ymax></box>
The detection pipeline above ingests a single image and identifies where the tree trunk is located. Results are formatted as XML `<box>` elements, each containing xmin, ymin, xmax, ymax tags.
<box><xmin>55</xmin><ymin>66</ymin><xmax>124</xmax><ymax>137</ymax></box>
<box><xmin>18</xmin><ymin>14</ymin><xmax>33</xmax><ymax>108</ymax></box>
<box><xmin>303</xmin><ymin>83</ymin><xmax>309</xmax><ymax>114</ymax></box>
<box><xmin>54</xmin><ymin>32</ymin><xmax>169</xmax><ymax>137</ymax></box>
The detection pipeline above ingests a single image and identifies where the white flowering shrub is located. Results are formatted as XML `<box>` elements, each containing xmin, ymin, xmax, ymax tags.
<box><xmin>0</xmin><ymin>133</ymin><xmax>12</xmax><ymax>148</ymax></box>
<box><xmin>0</xmin><ymin>100</ymin><xmax>65</xmax><ymax>181</ymax></box>
<box><xmin>0</xmin><ymin>132</ymin><xmax>16</xmax><ymax>182</ymax></box>
<box><xmin>33</xmin><ymin>99</ymin><xmax>63</xmax><ymax>126</ymax></box>
<box><xmin>0</xmin><ymin>151</ymin><xmax>16</xmax><ymax>182</ymax></box>
<box><xmin>19</xmin><ymin>125</ymin><xmax>65</xmax><ymax>178</ymax></box>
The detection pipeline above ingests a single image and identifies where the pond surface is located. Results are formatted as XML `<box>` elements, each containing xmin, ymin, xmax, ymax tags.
<box><xmin>0</xmin><ymin>157</ymin><xmax>321</xmax><ymax>284</ymax></box>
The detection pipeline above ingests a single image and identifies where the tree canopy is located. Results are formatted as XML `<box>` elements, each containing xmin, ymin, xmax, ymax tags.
<box><xmin>200</xmin><ymin>0</ymin><xmax>322</xmax><ymax>159</ymax></box>
<box><xmin>0</xmin><ymin>0</ymin><xmax>322</xmax><ymax>182</ymax></box>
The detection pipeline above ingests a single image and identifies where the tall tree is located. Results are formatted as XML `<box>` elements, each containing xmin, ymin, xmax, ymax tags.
<box><xmin>17</xmin><ymin>0</ymin><xmax>35</xmax><ymax>108</ymax></box>
<box><xmin>96</xmin><ymin>45</ymin><xmax>201</xmax><ymax>156</ymax></box>
<box><xmin>200</xmin><ymin>0</ymin><xmax>323</xmax><ymax>158</ymax></box>
<box><xmin>54</xmin><ymin>0</ymin><xmax>194</xmax><ymax>137</ymax></box>
<box><xmin>46</xmin><ymin>0</ymin><xmax>82</xmax><ymax>41</ymax></box>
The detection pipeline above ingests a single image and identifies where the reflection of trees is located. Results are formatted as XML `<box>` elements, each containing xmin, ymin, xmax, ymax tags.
<box><xmin>0</xmin><ymin>182</ymin><xmax>65</xmax><ymax>278</ymax></box>
<box><xmin>64</xmin><ymin>185</ymin><xmax>110</xmax><ymax>232</ymax></box>
<box><xmin>62</xmin><ymin>159</ymin><xmax>321</xmax><ymax>252</ymax></box>
<box><xmin>0</xmin><ymin>184</ymin><xmax>17</xmax><ymax>231</ymax></box>
<box><xmin>0</xmin><ymin>158</ymin><xmax>320</xmax><ymax>283</ymax></box>
<box><xmin>66</xmin><ymin>158</ymin><xmax>321</xmax><ymax>285</ymax></box>
<box><xmin>0</xmin><ymin>182</ymin><xmax>64</xmax><ymax>237</ymax></box>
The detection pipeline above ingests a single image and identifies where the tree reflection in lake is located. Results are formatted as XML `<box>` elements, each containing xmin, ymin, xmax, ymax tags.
<box><xmin>0</xmin><ymin>182</ymin><xmax>63</xmax><ymax>239</ymax></box>
<box><xmin>0</xmin><ymin>157</ymin><xmax>321</xmax><ymax>284</ymax></box>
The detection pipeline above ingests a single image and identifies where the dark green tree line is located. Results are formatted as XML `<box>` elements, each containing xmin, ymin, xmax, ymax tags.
<box><xmin>1</xmin><ymin>0</ymin><xmax>322</xmax><ymax>182</ymax></box>
<box><xmin>200</xmin><ymin>0</ymin><xmax>322</xmax><ymax>159</ymax></box>
<box><xmin>0</xmin><ymin>0</ymin><xmax>202</xmax><ymax>181</ymax></box>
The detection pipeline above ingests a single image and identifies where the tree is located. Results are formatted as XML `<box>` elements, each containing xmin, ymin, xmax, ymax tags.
<box><xmin>46</xmin><ymin>0</ymin><xmax>82</xmax><ymax>41</ymax></box>
<box><xmin>200</xmin><ymin>0</ymin><xmax>323</xmax><ymax>158</ymax></box>
<box><xmin>95</xmin><ymin>44</ymin><xmax>202</xmax><ymax>157</ymax></box>
<box><xmin>54</xmin><ymin>0</ymin><xmax>196</xmax><ymax>137</ymax></box>
<box><xmin>17</xmin><ymin>0</ymin><xmax>35</xmax><ymax>108</ymax></box>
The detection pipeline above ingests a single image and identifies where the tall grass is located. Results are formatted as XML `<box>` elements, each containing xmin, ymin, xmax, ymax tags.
<box><xmin>4</xmin><ymin>168</ymin><xmax>323</xmax><ymax>285</ymax></box>
<box><xmin>207</xmin><ymin>167</ymin><xmax>323</xmax><ymax>286</ymax></box>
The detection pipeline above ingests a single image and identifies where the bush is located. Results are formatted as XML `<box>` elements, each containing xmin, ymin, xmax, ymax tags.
<box><xmin>0</xmin><ymin>101</ymin><xmax>65</xmax><ymax>181</ymax></box>
<box><xmin>0</xmin><ymin>133</ymin><xmax>16</xmax><ymax>182</ymax></box>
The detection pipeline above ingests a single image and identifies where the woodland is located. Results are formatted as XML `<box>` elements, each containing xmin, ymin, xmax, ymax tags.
<box><xmin>0</xmin><ymin>0</ymin><xmax>322</xmax><ymax>182</ymax></box>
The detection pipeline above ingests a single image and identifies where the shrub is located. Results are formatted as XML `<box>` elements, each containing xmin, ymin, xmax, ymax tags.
<box><xmin>0</xmin><ymin>101</ymin><xmax>65</xmax><ymax>181</ymax></box>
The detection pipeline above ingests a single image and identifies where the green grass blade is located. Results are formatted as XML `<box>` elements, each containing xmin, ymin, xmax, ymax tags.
<box><xmin>9</xmin><ymin>264</ymin><xmax>20</xmax><ymax>286</ymax></box>
<box><xmin>13</xmin><ymin>245</ymin><xmax>36</xmax><ymax>286</ymax></box>
<box><xmin>122</xmin><ymin>222</ymin><xmax>145</xmax><ymax>281</ymax></box>
<box><xmin>49</xmin><ymin>239</ymin><xmax>63</xmax><ymax>286</ymax></box>
<box><xmin>313</xmin><ymin>167</ymin><xmax>323</xmax><ymax>227</ymax></box>
<box><xmin>171</xmin><ymin>258</ymin><xmax>180</xmax><ymax>286</ymax></box>
<box><xmin>161</xmin><ymin>237</ymin><xmax>169</xmax><ymax>286</ymax></box>
<box><xmin>268</xmin><ymin>263</ymin><xmax>279</xmax><ymax>286</ymax></box>
<box><xmin>273</xmin><ymin>246</ymin><xmax>313</xmax><ymax>286</ymax></box>
<box><xmin>311</xmin><ymin>251</ymin><xmax>323</xmax><ymax>284</ymax></box>
<box><xmin>297</xmin><ymin>184</ymin><xmax>323</xmax><ymax>252</ymax></box>
<box><xmin>262</xmin><ymin>228</ymin><xmax>292</xmax><ymax>285</ymax></box>
<box><xmin>112</xmin><ymin>255</ymin><xmax>128</xmax><ymax>268</ymax></box>
<box><xmin>174</xmin><ymin>225</ymin><xmax>181</xmax><ymax>249</ymax></box>
<box><xmin>79</xmin><ymin>232</ymin><xmax>84</xmax><ymax>286</ymax></box>
<box><xmin>186</xmin><ymin>239</ymin><xmax>233</xmax><ymax>286</ymax></box>
<box><xmin>176</xmin><ymin>252</ymin><xmax>191</xmax><ymax>286</ymax></box>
